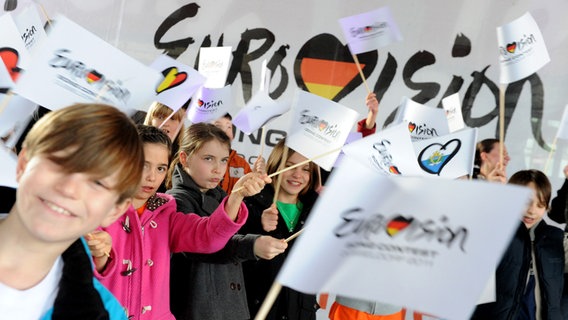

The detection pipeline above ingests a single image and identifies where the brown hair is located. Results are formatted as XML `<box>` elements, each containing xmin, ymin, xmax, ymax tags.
<box><xmin>508</xmin><ymin>169</ymin><xmax>551</xmax><ymax>209</ymax></box>
<box><xmin>165</xmin><ymin>122</ymin><xmax>231</xmax><ymax>189</ymax></box>
<box><xmin>23</xmin><ymin>103</ymin><xmax>144</xmax><ymax>203</ymax></box>
<box><xmin>474</xmin><ymin>138</ymin><xmax>499</xmax><ymax>167</ymax></box>
<box><xmin>266</xmin><ymin>138</ymin><xmax>319</xmax><ymax>196</ymax></box>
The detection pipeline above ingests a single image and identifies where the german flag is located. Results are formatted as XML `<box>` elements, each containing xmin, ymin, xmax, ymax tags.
<box><xmin>386</xmin><ymin>216</ymin><xmax>414</xmax><ymax>237</ymax></box>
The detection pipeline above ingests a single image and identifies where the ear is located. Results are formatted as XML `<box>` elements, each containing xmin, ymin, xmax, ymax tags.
<box><xmin>100</xmin><ymin>199</ymin><xmax>131</xmax><ymax>228</ymax></box>
<box><xmin>480</xmin><ymin>152</ymin><xmax>489</xmax><ymax>163</ymax></box>
<box><xmin>16</xmin><ymin>148</ymin><xmax>29</xmax><ymax>182</ymax></box>
<box><xmin>179</xmin><ymin>151</ymin><xmax>189</xmax><ymax>167</ymax></box>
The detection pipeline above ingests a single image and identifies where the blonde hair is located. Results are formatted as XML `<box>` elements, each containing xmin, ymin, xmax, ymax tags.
<box><xmin>165</xmin><ymin>123</ymin><xmax>231</xmax><ymax>189</ymax></box>
<box><xmin>23</xmin><ymin>103</ymin><xmax>144</xmax><ymax>203</ymax></box>
<box><xmin>144</xmin><ymin>102</ymin><xmax>185</xmax><ymax>147</ymax></box>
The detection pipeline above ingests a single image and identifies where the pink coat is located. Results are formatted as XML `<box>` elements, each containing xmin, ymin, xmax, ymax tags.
<box><xmin>95</xmin><ymin>193</ymin><xmax>248</xmax><ymax>320</ymax></box>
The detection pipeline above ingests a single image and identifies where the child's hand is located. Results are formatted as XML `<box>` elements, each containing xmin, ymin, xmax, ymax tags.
<box><xmin>253</xmin><ymin>156</ymin><xmax>267</xmax><ymax>175</ymax></box>
<box><xmin>85</xmin><ymin>230</ymin><xmax>112</xmax><ymax>272</ymax></box>
<box><xmin>233</xmin><ymin>172</ymin><xmax>271</xmax><ymax>198</ymax></box>
<box><xmin>253</xmin><ymin>235</ymin><xmax>287</xmax><ymax>260</ymax></box>
<box><xmin>366</xmin><ymin>92</ymin><xmax>379</xmax><ymax>116</ymax></box>
<box><xmin>261</xmin><ymin>203</ymin><xmax>279</xmax><ymax>232</ymax></box>
<box><xmin>487</xmin><ymin>163</ymin><xmax>507</xmax><ymax>184</ymax></box>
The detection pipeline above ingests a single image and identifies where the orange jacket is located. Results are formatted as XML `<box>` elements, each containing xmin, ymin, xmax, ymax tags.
<box><xmin>220</xmin><ymin>149</ymin><xmax>252</xmax><ymax>194</ymax></box>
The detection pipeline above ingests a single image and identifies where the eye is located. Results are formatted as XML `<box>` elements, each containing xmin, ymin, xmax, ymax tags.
<box><xmin>92</xmin><ymin>179</ymin><xmax>110</xmax><ymax>190</ymax></box>
<box><xmin>204</xmin><ymin>156</ymin><xmax>213</xmax><ymax>161</ymax></box>
<box><xmin>221</xmin><ymin>158</ymin><xmax>229</xmax><ymax>164</ymax></box>
<box><xmin>157</xmin><ymin>166</ymin><xmax>168</xmax><ymax>173</ymax></box>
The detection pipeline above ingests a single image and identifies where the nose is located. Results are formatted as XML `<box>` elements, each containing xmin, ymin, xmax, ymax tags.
<box><xmin>55</xmin><ymin>172</ymin><xmax>82</xmax><ymax>199</ymax></box>
<box><xmin>145</xmin><ymin>167</ymin><xmax>156</xmax><ymax>182</ymax></box>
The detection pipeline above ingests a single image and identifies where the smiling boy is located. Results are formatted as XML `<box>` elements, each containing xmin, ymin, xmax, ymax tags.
<box><xmin>0</xmin><ymin>103</ymin><xmax>143</xmax><ymax>319</ymax></box>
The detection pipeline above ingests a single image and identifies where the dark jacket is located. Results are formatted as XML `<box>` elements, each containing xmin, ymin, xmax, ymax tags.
<box><xmin>166</xmin><ymin>163</ymin><xmax>259</xmax><ymax>320</ymax></box>
<box><xmin>242</xmin><ymin>184</ymin><xmax>320</xmax><ymax>320</ymax></box>
<box><xmin>43</xmin><ymin>238</ymin><xmax>126</xmax><ymax>319</ymax></box>
<box><xmin>548</xmin><ymin>179</ymin><xmax>568</xmax><ymax>228</ymax></box>
<box><xmin>471</xmin><ymin>221</ymin><xmax>564</xmax><ymax>320</ymax></box>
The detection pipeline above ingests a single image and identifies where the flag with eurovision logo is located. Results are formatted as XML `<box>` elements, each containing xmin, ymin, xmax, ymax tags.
<box><xmin>392</xmin><ymin>96</ymin><xmax>450</xmax><ymax>142</ymax></box>
<box><xmin>232</xmin><ymin>90</ymin><xmax>290</xmax><ymax>135</ymax></box>
<box><xmin>441</xmin><ymin>93</ymin><xmax>466</xmax><ymax>133</ymax></box>
<box><xmin>497</xmin><ymin>12</ymin><xmax>550</xmax><ymax>84</ymax></box>
<box><xmin>150</xmin><ymin>54</ymin><xmax>206</xmax><ymax>113</ymax></box>
<box><xmin>13</xmin><ymin>4</ymin><xmax>47</xmax><ymax>53</ymax></box>
<box><xmin>0</xmin><ymin>13</ymin><xmax>33</xmax><ymax>85</ymax></box>
<box><xmin>187</xmin><ymin>85</ymin><xmax>232</xmax><ymax>123</ymax></box>
<box><xmin>198</xmin><ymin>46</ymin><xmax>232</xmax><ymax>88</ymax></box>
<box><xmin>338</xmin><ymin>6</ymin><xmax>403</xmax><ymax>55</ymax></box>
<box><xmin>276</xmin><ymin>156</ymin><xmax>532</xmax><ymax>320</ymax></box>
<box><xmin>14</xmin><ymin>15</ymin><xmax>162</xmax><ymax>111</ymax></box>
<box><xmin>286</xmin><ymin>89</ymin><xmax>359</xmax><ymax>171</ymax></box>
<box><xmin>341</xmin><ymin>123</ymin><xmax>423</xmax><ymax>176</ymax></box>
<box><xmin>413</xmin><ymin>127</ymin><xmax>478</xmax><ymax>179</ymax></box>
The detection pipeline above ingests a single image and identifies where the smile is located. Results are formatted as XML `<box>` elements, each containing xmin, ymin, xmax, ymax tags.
<box><xmin>44</xmin><ymin>199</ymin><xmax>72</xmax><ymax>216</ymax></box>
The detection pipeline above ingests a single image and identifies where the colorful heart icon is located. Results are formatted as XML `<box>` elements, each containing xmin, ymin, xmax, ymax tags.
<box><xmin>197</xmin><ymin>99</ymin><xmax>204</xmax><ymax>107</ymax></box>
<box><xmin>417</xmin><ymin>138</ymin><xmax>461</xmax><ymax>175</ymax></box>
<box><xmin>319</xmin><ymin>120</ymin><xmax>328</xmax><ymax>131</ymax></box>
<box><xmin>0</xmin><ymin>47</ymin><xmax>22</xmax><ymax>81</ymax></box>
<box><xmin>386</xmin><ymin>215</ymin><xmax>414</xmax><ymax>237</ymax></box>
<box><xmin>86</xmin><ymin>70</ymin><xmax>103</xmax><ymax>84</ymax></box>
<box><xmin>408</xmin><ymin>122</ymin><xmax>416</xmax><ymax>133</ymax></box>
<box><xmin>506</xmin><ymin>42</ymin><xmax>516</xmax><ymax>54</ymax></box>
<box><xmin>389</xmin><ymin>166</ymin><xmax>401</xmax><ymax>175</ymax></box>
<box><xmin>156</xmin><ymin>67</ymin><xmax>187</xmax><ymax>94</ymax></box>
<box><xmin>294</xmin><ymin>34</ymin><xmax>377</xmax><ymax>102</ymax></box>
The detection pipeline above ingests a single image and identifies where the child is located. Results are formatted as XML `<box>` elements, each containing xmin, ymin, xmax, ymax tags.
<box><xmin>0</xmin><ymin>103</ymin><xmax>143</xmax><ymax>319</ymax></box>
<box><xmin>144</xmin><ymin>101</ymin><xmax>186</xmax><ymax>161</ymax></box>
<box><xmin>212</xmin><ymin>113</ymin><xmax>252</xmax><ymax>194</ymax></box>
<box><xmin>472</xmin><ymin>138</ymin><xmax>510</xmax><ymax>182</ymax></box>
<box><xmin>241</xmin><ymin>138</ymin><xmax>321</xmax><ymax>320</ymax></box>
<box><xmin>471</xmin><ymin>169</ymin><xmax>564</xmax><ymax>319</ymax></box>
<box><xmin>165</xmin><ymin>122</ymin><xmax>287</xmax><ymax>320</ymax></box>
<box><xmin>87</xmin><ymin>124</ymin><xmax>270</xmax><ymax>320</ymax></box>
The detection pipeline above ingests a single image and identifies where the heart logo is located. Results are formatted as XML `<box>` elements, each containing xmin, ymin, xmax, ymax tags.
<box><xmin>408</xmin><ymin>122</ymin><xmax>416</xmax><ymax>133</ymax></box>
<box><xmin>389</xmin><ymin>166</ymin><xmax>401</xmax><ymax>175</ymax></box>
<box><xmin>294</xmin><ymin>33</ymin><xmax>377</xmax><ymax>102</ymax></box>
<box><xmin>0</xmin><ymin>47</ymin><xmax>22</xmax><ymax>81</ymax></box>
<box><xmin>319</xmin><ymin>120</ymin><xmax>328</xmax><ymax>131</ymax></box>
<box><xmin>86</xmin><ymin>70</ymin><xmax>103</xmax><ymax>84</ymax></box>
<box><xmin>197</xmin><ymin>99</ymin><xmax>204</xmax><ymax>107</ymax></box>
<box><xmin>417</xmin><ymin>138</ymin><xmax>461</xmax><ymax>175</ymax></box>
<box><xmin>156</xmin><ymin>67</ymin><xmax>187</xmax><ymax>94</ymax></box>
<box><xmin>506</xmin><ymin>42</ymin><xmax>516</xmax><ymax>54</ymax></box>
<box><xmin>386</xmin><ymin>215</ymin><xmax>414</xmax><ymax>237</ymax></box>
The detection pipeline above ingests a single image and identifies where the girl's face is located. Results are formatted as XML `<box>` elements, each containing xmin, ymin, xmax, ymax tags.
<box><xmin>481</xmin><ymin>142</ymin><xmax>510</xmax><ymax>171</ymax></box>
<box><xmin>278</xmin><ymin>152</ymin><xmax>311</xmax><ymax>202</ymax></box>
<box><xmin>151</xmin><ymin>114</ymin><xmax>181</xmax><ymax>143</ymax></box>
<box><xmin>522</xmin><ymin>182</ymin><xmax>547</xmax><ymax>229</ymax></box>
<box><xmin>183</xmin><ymin>140</ymin><xmax>229</xmax><ymax>192</ymax></box>
<box><xmin>132</xmin><ymin>143</ymin><xmax>169</xmax><ymax>208</ymax></box>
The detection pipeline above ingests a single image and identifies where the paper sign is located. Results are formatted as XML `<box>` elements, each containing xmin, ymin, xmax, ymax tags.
<box><xmin>186</xmin><ymin>85</ymin><xmax>232</xmax><ymax>123</ymax></box>
<box><xmin>497</xmin><ymin>12</ymin><xmax>550</xmax><ymax>84</ymax></box>
<box><xmin>14</xmin><ymin>5</ymin><xmax>47</xmax><ymax>53</ymax></box>
<box><xmin>232</xmin><ymin>90</ymin><xmax>290</xmax><ymax>135</ymax></box>
<box><xmin>198</xmin><ymin>46</ymin><xmax>232</xmax><ymax>88</ymax></box>
<box><xmin>150</xmin><ymin>54</ymin><xmax>206</xmax><ymax>112</ymax></box>
<box><xmin>14</xmin><ymin>15</ymin><xmax>162</xmax><ymax>111</ymax></box>
<box><xmin>277</xmin><ymin>156</ymin><xmax>532</xmax><ymax>320</ymax></box>
<box><xmin>0</xmin><ymin>13</ymin><xmax>33</xmax><ymax>82</ymax></box>
<box><xmin>556</xmin><ymin>105</ymin><xmax>568</xmax><ymax>140</ymax></box>
<box><xmin>442</xmin><ymin>93</ymin><xmax>465</xmax><ymax>133</ymax></box>
<box><xmin>339</xmin><ymin>6</ymin><xmax>403</xmax><ymax>55</ymax></box>
<box><xmin>392</xmin><ymin>97</ymin><xmax>450</xmax><ymax>142</ymax></box>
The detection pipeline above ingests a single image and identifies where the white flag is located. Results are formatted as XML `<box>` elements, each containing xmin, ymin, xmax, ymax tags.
<box><xmin>413</xmin><ymin>127</ymin><xmax>478</xmax><ymax>179</ymax></box>
<box><xmin>187</xmin><ymin>85</ymin><xmax>232</xmax><ymax>123</ymax></box>
<box><xmin>14</xmin><ymin>15</ymin><xmax>162</xmax><ymax>111</ymax></box>
<box><xmin>0</xmin><ymin>13</ymin><xmax>32</xmax><ymax>83</ymax></box>
<box><xmin>556</xmin><ymin>105</ymin><xmax>568</xmax><ymax>140</ymax></box>
<box><xmin>277</xmin><ymin>156</ymin><xmax>532</xmax><ymax>320</ymax></box>
<box><xmin>497</xmin><ymin>12</ymin><xmax>550</xmax><ymax>84</ymax></box>
<box><xmin>198</xmin><ymin>46</ymin><xmax>232</xmax><ymax>88</ymax></box>
<box><xmin>338</xmin><ymin>6</ymin><xmax>403</xmax><ymax>55</ymax></box>
<box><xmin>442</xmin><ymin>93</ymin><xmax>466</xmax><ymax>133</ymax></box>
<box><xmin>341</xmin><ymin>123</ymin><xmax>423</xmax><ymax>176</ymax></box>
<box><xmin>286</xmin><ymin>89</ymin><xmax>359</xmax><ymax>171</ymax></box>
<box><xmin>150</xmin><ymin>54</ymin><xmax>206</xmax><ymax>113</ymax></box>
<box><xmin>13</xmin><ymin>4</ymin><xmax>47</xmax><ymax>53</ymax></box>
<box><xmin>232</xmin><ymin>90</ymin><xmax>290</xmax><ymax>135</ymax></box>
<box><xmin>392</xmin><ymin>96</ymin><xmax>450</xmax><ymax>142</ymax></box>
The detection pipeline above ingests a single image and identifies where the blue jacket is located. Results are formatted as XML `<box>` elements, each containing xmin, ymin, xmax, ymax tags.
<box><xmin>40</xmin><ymin>238</ymin><xmax>126</xmax><ymax>320</ymax></box>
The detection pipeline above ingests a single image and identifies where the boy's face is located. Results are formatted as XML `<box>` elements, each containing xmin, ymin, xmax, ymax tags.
<box><xmin>132</xmin><ymin>143</ymin><xmax>169</xmax><ymax>206</ymax></box>
<box><xmin>14</xmin><ymin>149</ymin><xmax>129</xmax><ymax>244</ymax></box>
<box><xmin>213</xmin><ymin>117</ymin><xmax>234</xmax><ymax>141</ymax></box>
<box><xmin>522</xmin><ymin>182</ymin><xmax>547</xmax><ymax>229</ymax></box>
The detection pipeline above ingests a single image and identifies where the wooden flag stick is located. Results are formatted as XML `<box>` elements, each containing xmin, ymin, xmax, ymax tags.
<box><xmin>38</xmin><ymin>3</ymin><xmax>53</xmax><ymax>28</ymax></box>
<box><xmin>232</xmin><ymin>147</ymin><xmax>341</xmax><ymax>195</ymax></box>
<box><xmin>499</xmin><ymin>84</ymin><xmax>506</xmax><ymax>165</ymax></box>
<box><xmin>544</xmin><ymin>137</ymin><xmax>558</xmax><ymax>175</ymax></box>
<box><xmin>259</xmin><ymin>126</ymin><xmax>267</xmax><ymax>159</ymax></box>
<box><xmin>352</xmin><ymin>54</ymin><xmax>371</xmax><ymax>94</ymax></box>
<box><xmin>254</xmin><ymin>282</ymin><xmax>283</xmax><ymax>320</ymax></box>
<box><xmin>285</xmin><ymin>228</ymin><xmax>304</xmax><ymax>243</ymax></box>
<box><xmin>0</xmin><ymin>91</ymin><xmax>14</xmax><ymax>115</ymax></box>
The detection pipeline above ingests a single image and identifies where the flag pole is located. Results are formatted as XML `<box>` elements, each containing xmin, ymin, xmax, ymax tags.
<box><xmin>272</xmin><ymin>145</ymin><xmax>288</xmax><ymax>204</ymax></box>
<box><xmin>544</xmin><ymin>137</ymin><xmax>557</xmax><ymax>175</ymax></box>
<box><xmin>285</xmin><ymin>228</ymin><xmax>304</xmax><ymax>242</ymax></box>
<box><xmin>352</xmin><ymin>54</ymin><xmax>371</xmax><ymax>94</ymax></box>
<box><xmin>0</xmin><ymin>91</ymin><xmax>13</xmax><ymax>115</ymax></box>
<box><xmin>254</xmin><ymin>282</ymin><xmax>283</xmax><ymax>320</ymax></box>
<box><xmin>499</xmin><ymin>84</ymin><xmax>506</xmax><ymax>165</ymax></box>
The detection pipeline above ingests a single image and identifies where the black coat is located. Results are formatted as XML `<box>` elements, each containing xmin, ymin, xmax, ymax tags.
<box><xmin>167</xmin><ymin>164</ymin><xmax>259</xmax><ymax>320</ymax></box>
<box><xmin>242</xmin><ymin>184</ymin><xmax>320</xmax><ymax>320</ymax></box>
<box><xmin>471</xmin><ymin>221</ymin><xmax>564</xmax><ymax>320</ymax></box>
